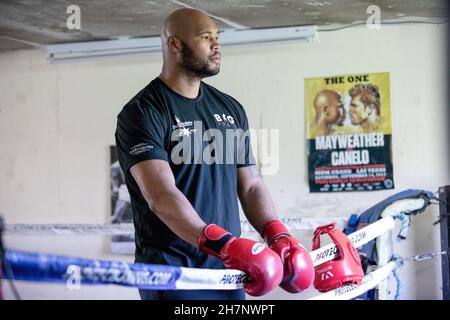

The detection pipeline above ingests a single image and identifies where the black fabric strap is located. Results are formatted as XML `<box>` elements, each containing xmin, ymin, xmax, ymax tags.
<box><xmin>204</xmin><ymin>233</ymin><xmax>233</xmax><ymax>254</ymax></box>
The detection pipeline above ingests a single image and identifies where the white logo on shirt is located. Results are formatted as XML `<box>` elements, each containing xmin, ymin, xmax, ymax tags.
<box><xmin>213</xmin><ymin>113</ymin><xmax>235</xmax><ymax>125</ymax></box>
<box><xmin>172</xmin><ymin>115</ymin><xmax>197</xmax><ymax>137</ymax></box>
<box><xmin>129</xmin><ymin>143</ymin><xmax>153</xmax><ymax>155</ymax></box>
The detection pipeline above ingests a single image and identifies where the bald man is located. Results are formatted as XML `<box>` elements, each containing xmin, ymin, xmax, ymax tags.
<box><xmin>115</xmin><ymin>9</ymin><xmax>314</xmax><ymax>300</ymax></box>
<box><xmin>312</xmin><ymin>89</ymin><xmax>345</xmax><ymax>136</ymax></box>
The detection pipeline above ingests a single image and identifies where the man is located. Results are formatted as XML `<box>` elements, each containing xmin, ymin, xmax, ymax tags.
<box><xmin>349</xmin><ymin>84</ymin><xmax>381</xmax><ymax>132</ymax></box>
<box><xmin>311</xmin><ymin>89</ymin><xmax>345</xmax><ymax>136</ymax></box>
<box><xmin>115</xmin><ymin>8</ymin><xmax>314</xmax><ymax>300</ymax></box>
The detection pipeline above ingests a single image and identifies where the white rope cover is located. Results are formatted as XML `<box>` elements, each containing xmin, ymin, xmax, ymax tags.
<box><xmin>307</xmin><ymin>261</ymin><xmax>396</xmax><ymax>300</ymax></box>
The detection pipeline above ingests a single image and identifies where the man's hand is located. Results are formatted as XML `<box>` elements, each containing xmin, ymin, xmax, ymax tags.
<box><xmin>198</xmin><ymin>224</ymin><xmax>283</xmax><ymax>296</ymax></box>
<box><xmin>263</xmin><ymin>220</ymin><xmax>315</xmax><ymax>293</ymax></box>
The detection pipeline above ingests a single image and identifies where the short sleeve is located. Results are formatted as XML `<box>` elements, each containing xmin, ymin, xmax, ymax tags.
<box><xmin>115</xmin><ymin>103</ymin><xmax>169</xmax><ymax>173</ymax></box>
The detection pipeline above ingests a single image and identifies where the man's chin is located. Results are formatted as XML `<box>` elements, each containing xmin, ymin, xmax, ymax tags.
<box><xmin>212</xmin><ymin>67</ymin><xmax>220</xmax><ymax>75</ymax></box>
<box><xmin>203</xmin><ymin>67</ymin><xmax>220</xmax><ymax>78</ymax></box>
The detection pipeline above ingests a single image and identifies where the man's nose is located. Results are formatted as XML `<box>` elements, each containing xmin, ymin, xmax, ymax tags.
<box><xmin>211</xmin><ymin>38</ymin><xmax>221</xmax><ymax>51</ymax></box>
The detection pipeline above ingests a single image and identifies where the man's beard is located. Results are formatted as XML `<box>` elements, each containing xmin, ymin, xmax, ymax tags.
<box><xmin>180</xmin><ymin>40</ymin><xmax>220</xmax><ymax>79</ymax></box>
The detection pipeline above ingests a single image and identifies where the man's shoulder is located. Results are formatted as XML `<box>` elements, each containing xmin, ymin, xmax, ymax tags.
<box><xmin>119</xmin><ymin>79</ymin><xmax>167</xmax><ymax>118</ymax></box>
<box><xmin>202</xmin><ymin>81</ymin><xmax>244</xmax><ymax>110</ymax></box>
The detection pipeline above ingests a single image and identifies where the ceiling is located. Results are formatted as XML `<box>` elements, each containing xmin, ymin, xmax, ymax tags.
<box><xmin>0</xmin><ymin>0</ymin><xmax>447</xmax><ymax>52</ymax></box>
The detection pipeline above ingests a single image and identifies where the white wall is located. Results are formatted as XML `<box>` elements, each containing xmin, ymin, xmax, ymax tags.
<box><xmin>0</xmin><ymin>23</ymin><xmax>448</xmax><ymax>300</ymax></box>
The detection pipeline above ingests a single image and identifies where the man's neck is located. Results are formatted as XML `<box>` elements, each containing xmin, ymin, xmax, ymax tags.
<box><xmin>159</xmin><ymin>70</ymin><xmax>201</xmax><ymax>99</ymax></box>
<box><xmin>361</xmin><ymin>120</ymin><xmax>372</xmax><ymax>132</ymax></box>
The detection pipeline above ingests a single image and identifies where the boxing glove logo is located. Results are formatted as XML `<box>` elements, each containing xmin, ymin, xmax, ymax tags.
<box><xmin>321</xmin><ymin>271</ymin><xmax>334</xmax><ymax>281</ymax></box>
<box><xmin>251</xmin><ymin>243</ymin><xmax>265</xmax><ymax>255</ymax></box>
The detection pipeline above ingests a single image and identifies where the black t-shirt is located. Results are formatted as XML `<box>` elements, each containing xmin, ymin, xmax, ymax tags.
<box><xmin>115</xmin><ymin>77</ymin><xmax>255</xmax><ymax>269</ymax></box>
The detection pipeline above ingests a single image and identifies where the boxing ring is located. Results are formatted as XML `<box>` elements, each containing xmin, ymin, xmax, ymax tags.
<box><xmin>1</xmin><ymin>188</ymin><xmax>448</xmax><ymax>300</ymax></box>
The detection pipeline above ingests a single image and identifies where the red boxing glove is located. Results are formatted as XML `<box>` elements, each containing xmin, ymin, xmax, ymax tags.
<box><xmin>263</xmin><ymin>220</ymin><xmax>315</xmax><ymax>293</ymax></box>
<box><xmin>198</xmin><ymin>224</ymin><xmax>283</xmax><ymax>296</ymax></box>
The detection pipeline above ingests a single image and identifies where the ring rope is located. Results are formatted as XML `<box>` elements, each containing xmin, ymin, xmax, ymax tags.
<box><xmin>3</xmin><ymin>216</ymin><xmax>396</xmax><ymax>291</ymax></box>
<box><xmin>4</xmin><ymin>223</ymin><xmax>135</xmax><ymax>235</ymax></box>
<box><xmin>307</xmin><ymin>261</ymin><xmax>397</xmax><ymax>300</ymax></box>
<box><xmin>0</xmin><ymin>189</ymin><xmax>438</xmax><ymax>299</ymax></box>
<box><xmin>4</xmin><ymin>217</ymin><xmax>349</xmax><ymax>235</ymax></box>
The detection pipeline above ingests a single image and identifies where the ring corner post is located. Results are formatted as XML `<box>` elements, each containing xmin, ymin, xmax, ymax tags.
<box><xmin>439</xmin><ymin>185</ymin><xmax>450</xmax><ymax>300</ymax></box>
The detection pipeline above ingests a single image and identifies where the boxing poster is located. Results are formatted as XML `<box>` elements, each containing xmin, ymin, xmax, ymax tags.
<box><xmin>305</xmin><ymin>72</ymin><xmax>394</xmax><ymax>192</ymax></box>
<box><xmin>110</xmin><ymin>145</ymin><xmax>135</xmax><ymax>254</ymax></box>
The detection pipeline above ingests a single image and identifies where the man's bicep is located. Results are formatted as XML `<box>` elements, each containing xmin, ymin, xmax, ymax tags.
<box><xmin>130</xmin><ymin>159</ymin><xmax>176</xmax><ymax>203</ymax></box>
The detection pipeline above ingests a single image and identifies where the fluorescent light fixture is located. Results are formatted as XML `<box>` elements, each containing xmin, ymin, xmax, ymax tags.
<box><xmin>46</xmin><ymin>25</ymin><xmax>317</xmax><ymax>64</ymax></box>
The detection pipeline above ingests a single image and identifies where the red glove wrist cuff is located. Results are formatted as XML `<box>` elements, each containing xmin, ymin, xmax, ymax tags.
<box><xmin>262</xmin><ymin>220</ymin><xmax>290</xmax><ymax>244</ymax></box>
<box><xmin>198</xmin><ymin>224</ymin><xmax>233</xmax><ymax>258</ymax></box>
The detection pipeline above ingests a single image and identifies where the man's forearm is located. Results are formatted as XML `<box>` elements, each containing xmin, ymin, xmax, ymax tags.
<box><xmin>148</xmin><ymin>189</ymin><xmax>206</xmax><ymax>247</ymax></box>
<box><xmin>239</xmin><ymin>180</ymin><xmax>279</xmax><ymax>235</ymax></box>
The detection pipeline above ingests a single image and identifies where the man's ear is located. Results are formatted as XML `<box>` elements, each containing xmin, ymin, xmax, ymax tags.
<box><xmin>167</xmin><ymin>36</ymin><xmax>182</xmax><ymax>54</ymax></box>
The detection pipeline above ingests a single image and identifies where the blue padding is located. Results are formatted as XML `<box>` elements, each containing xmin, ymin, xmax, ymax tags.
<box><xmin>3</xmin><ymin>250</ymin><xmax>181</xmax><ymax>290</ymax></box>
